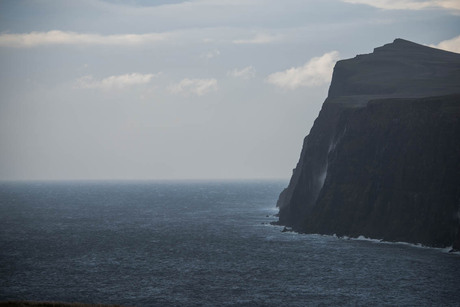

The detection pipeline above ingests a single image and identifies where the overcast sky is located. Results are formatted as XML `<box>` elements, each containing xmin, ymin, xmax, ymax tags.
<box><xmin>1</xmin><ymin>0</ymin><xmax>459</xmax><ymax>181</ymax></box>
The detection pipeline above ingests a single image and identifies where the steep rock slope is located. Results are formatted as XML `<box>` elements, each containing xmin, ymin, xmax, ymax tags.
<box><xmin>276</xmin><ymin>39</ymin><xmax>460</xmax><ymax>249</ymax></box>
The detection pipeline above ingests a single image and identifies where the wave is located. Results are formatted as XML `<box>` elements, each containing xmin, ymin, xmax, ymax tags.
<box><xmin>266</xmin><ymin>221</ymin><xmax>460</xmax><ymax>254</ymax></box>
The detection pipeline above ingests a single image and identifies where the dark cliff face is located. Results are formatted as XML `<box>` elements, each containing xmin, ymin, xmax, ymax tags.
<box><xmin>277</xmin><ymin>39</ymin><xmax>460</xmax><ymax>249</ymax></box>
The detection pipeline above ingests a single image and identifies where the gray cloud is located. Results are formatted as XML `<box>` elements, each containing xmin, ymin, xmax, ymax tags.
<box><xmin>232</xmin><ymin>34</ymin><xmax>281</xmax><ymax>44</ymax></box>
<box><xmin>0</xmin><ymin>30</ymin><xmax>170</xmax><ymax>48</ymax></box>
<box><xmin>342</xmin><ymin>0</ymin><xmax>460</xmax><ymax>13</ymax></box>
<box><xmin>227</xmin><ymin>66</ymin><xmax>256</xmax><ymax>79</ymax></box>
<box><xmin>201</xmin><ymin>49</ymin><xmax>221</xmax><ymax>59</ymax></box>
<box><xmin>168</xmin><ymin>78</ymin><xmax>218</xmax><ymax>96</ymax></box>
<box><xmin>75</xmin><ymin>73</ymin><xmax>160</xmax><ymax>90</ymax></box>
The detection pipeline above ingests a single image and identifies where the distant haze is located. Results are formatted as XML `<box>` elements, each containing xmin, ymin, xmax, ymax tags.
<box><xmin>0</xmin><ymin>0</ymin><xmax>459</xmax><ymax>180</ymax></box>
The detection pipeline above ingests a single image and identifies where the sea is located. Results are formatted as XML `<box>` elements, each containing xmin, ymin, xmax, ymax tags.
<box><xmin>0</xmin><ymin>180</ymin><xmax>459</xmax><ymax>306</ymax></box>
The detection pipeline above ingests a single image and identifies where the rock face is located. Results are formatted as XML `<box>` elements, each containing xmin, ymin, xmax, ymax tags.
<box><xmin>276</xmin><ymin>39</ymin><xmax>460</xmax><ymax>249</ymax></box>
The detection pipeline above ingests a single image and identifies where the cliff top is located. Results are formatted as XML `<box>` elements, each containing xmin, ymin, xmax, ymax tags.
<box><xmin>373</xmin><ymin>38</ymin><xmax>458</xmax><ymax>56</ymax></box>
<box><xmin>327</xmin><ymin>38</ymin><xmax>460</xmax><ymax>103</ymax></box>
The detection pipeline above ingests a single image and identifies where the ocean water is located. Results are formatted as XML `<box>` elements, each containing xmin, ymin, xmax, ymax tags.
<box><xmin>0</xmin><ymin>180</ymin><xmax>459</xmax><ymax>306</ymax></box>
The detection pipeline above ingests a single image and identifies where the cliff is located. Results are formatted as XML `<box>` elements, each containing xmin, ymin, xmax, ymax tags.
<box><xmin>276</xmin><ymin>39</ymin><xmax>460</xmax><ymax>250</ymax></box>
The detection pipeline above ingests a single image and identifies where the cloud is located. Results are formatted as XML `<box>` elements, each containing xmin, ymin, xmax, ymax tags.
<box><xmin>168</xmin><ymin>78</ymin><xmax>218</xmax><ymax>96</ymax></box>
<box><xmin>430</xmin><ymin>35</ymin><xmax>460</xmax><ymax>53</ymax></box>
<box><xmin>227</xmin><ymin>66</ymin><xmax>256</xmax><ymax>79</ymax></box>
<box><xmin>201</xmin><ymin>49</ymin><xmax>221</xmax><ymax>59</ymax></box>
<box><xmin>233</xmin><ymin>34</ymin><xmax>279</xmax><ymax>44</ymax></box>
<box><xmin>266</xmin><ymin>51</ymin><xmax>340</xmax><ymax>90</ymax></box>
<box><xmin>0</xmin><ymin>30</ymin><xmax>169</xmax><ymax>48</ymax></box>
<box><xmin>341</xmin><ymin>0</ymin><xmax>460</xmax><ymax>12</ymax></box>
<box><xmin>75</xmin><ymin>73</ymin><xmax>159</xmax><ymax>90</ymax></box>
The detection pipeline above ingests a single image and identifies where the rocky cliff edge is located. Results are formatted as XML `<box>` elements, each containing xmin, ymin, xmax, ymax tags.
<box><xmin>276</xmin><ymin>39</ymin><xmax>460</xmax><ymax>250</ymax></box>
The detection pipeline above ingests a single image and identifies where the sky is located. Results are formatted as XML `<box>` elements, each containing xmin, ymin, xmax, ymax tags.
<box><xmin>0</xmin><ymin>0</ymin><xmax>459</xmax><ymax>181</ymax></box>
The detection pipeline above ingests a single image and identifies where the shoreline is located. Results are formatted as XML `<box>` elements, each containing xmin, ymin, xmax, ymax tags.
<box><xmin>267</xmin><ymin>220</ymin><xmax>460</xmax><ymax>255</ymax></box>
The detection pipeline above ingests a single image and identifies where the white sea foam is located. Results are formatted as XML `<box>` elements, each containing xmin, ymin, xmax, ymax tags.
<box><xmin>353</xmin><ymin>235</ymin><xmax>383</xmax><ymax>243</ymax></box>
<box><xmin>272</xmin><ymin>226</ymin><xmax>460</xmax><ymax>255</ymax></box>
<box><xmin>341</xmin><ymin>234</ymin><xmax>459</xmax><ymax>255</ymax></box>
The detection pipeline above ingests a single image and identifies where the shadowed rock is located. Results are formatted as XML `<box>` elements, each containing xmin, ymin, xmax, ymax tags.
<box><xmin>276</xmin><ymin>39</ymin><xmax>460</xmax><ymax>249</ymax></box>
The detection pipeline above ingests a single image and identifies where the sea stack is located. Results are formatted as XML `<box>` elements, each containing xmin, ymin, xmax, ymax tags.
<box><xmin>276</xmin><ymin>39</ymin><xmax>460</xmax><ymax>250</ymax></box>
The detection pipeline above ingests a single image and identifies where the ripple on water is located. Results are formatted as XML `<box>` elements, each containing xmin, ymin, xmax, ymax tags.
<box><xmin>1</xmin><ymin>181</ymin><xmax>459</xmax><ymax>306</ymax></box>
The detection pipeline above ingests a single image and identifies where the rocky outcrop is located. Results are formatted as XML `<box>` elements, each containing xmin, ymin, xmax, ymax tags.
<box><xmin>276</xmin><ymin>39</ymin><xmax>460</xmax><ymax>249</ymax></box>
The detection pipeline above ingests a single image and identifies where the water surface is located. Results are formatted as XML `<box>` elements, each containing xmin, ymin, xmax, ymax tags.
<box><xmin>1</xmin><ymin>181</ymin><xmax>459</xmax><ymax>306</ymax></box>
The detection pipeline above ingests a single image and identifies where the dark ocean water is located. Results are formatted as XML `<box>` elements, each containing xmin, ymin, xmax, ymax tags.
<box><xmin>0</xmin><ymin>180</ymin><xmax>459</xmax><ymax>306</ymax></box>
